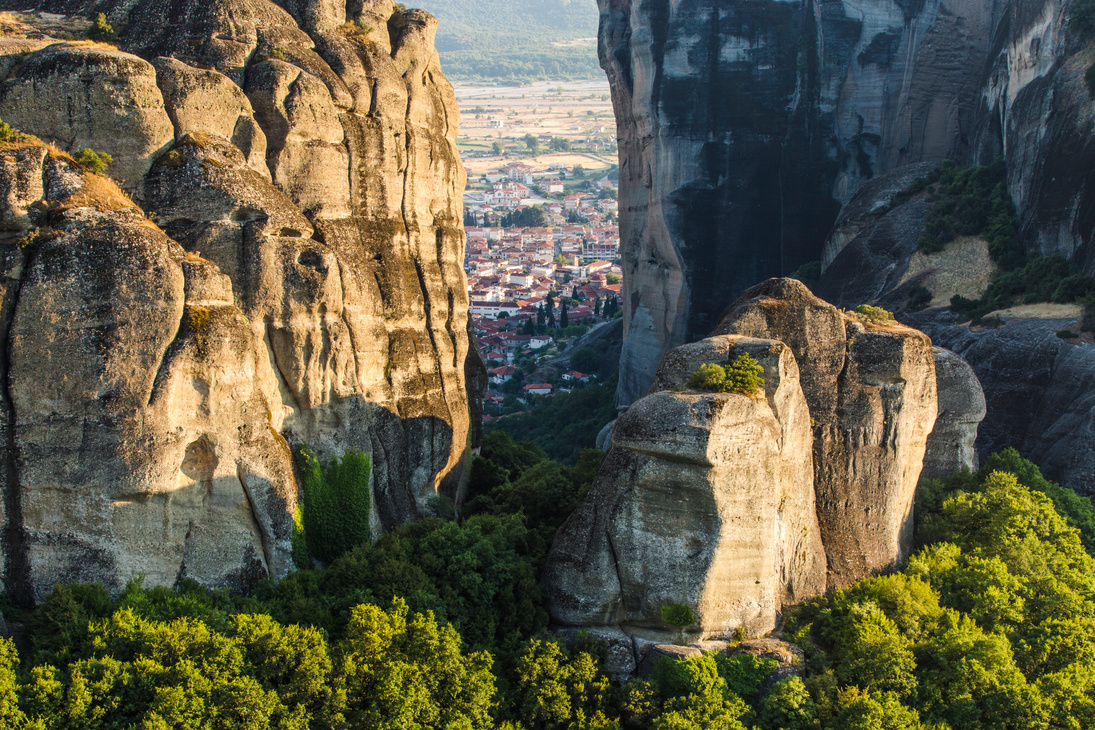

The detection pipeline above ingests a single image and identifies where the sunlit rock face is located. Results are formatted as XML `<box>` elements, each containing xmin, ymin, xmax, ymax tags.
<box><xmin>545</xmin><ymin>280</ymin><xmax>951</xmax><ymax>673</ymax></box>
<box><xmin>603</xmin><ymin>0</ymin><xmax>1094</xmax><ymax>406</ymax></box>
<box><xmin>0</xmin><ymin>0</ymin><xmax>481</xmax><ymax>600</ymax></box>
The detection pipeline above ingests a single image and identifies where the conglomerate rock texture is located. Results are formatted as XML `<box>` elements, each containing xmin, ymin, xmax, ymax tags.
<box><xmin>545</xmin><ymin>280</ymin><xmax>947</xmax><ymax>668</ymax></box>
<box><xmin>714</xmin><ymin>279</ymin><xmax>938</xmax><ymax>588</ymax></box>
<box><xmin>604</xmin><ymin>0</ymin><xmax>1095</xmax><ymax>405</ymax></box>
<box><xmin>0</xmin><ymin>1</ymin><xmax>478</xmax><ymax>601</ymax></box>
<box><xmin>545</xmin><ymin>333</ymin><xmax>827</xmax><ymax>670</ymax></box>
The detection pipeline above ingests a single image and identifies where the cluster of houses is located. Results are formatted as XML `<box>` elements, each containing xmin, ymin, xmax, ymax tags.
<box><xmin>466</xmin><ymin>162</ymin><xmax>618</xmax><ymax>226</ymax></box>
<box><xmin>462</xmin><ymin>160</ymin><xmax>622</xmax><ymax>419</ymax></box>
<box><xmin>465</xmin><ymin>224</ymin><xmax>622</xmax><ymax>409</ymax></box>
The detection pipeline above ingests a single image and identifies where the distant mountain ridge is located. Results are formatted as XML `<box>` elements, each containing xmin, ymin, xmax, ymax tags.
<box><xmin>417</xmin><ymin>0</ymin><xmax>601</xmax><ymax>82</ymax></box>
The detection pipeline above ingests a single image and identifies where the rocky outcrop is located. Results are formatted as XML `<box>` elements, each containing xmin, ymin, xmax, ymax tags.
<box><xmin>0</xmin><ymin>148</ymin><xmax>295</xmax><ymax>600</ymax></box>
<box><xmin>0</xmin><ymin>44</ymin><xmax>175</xmax><ymax>185</ymax></box>
<box><xmin>545</xmin><ymin>332</ymin><xmax>827</xmax><ymax>664</ymax></box>
<box><xmin>0</xmin><ymin>1</ymin><xmax>477</xmax><ymax>600</ymax></box>
<box><xmin>715</xmin><ymin>279</ymin><xmax>938</xmax><ymax>587</ymax></box>
<box><xmin>546</xmin><ymin>280</ymin><xmax>948</xmax><ymax>661</ymax></box>
<box><xmin>922</xmin><ymin>347</ymin><xmax>987</xmax><ymax>480</ymax></box>
<box><xmin>922</xmin><ymin>316</ymin><xmax>1095</xmax><ymax>498</ymax></box>
<box><xmin>604</xmin><ymin>0</ymin><xmax>1095</xmax><ymax>405</ymax></box>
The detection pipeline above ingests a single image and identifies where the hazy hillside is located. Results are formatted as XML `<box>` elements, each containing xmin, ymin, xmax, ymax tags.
<box><xmin>416</xmin><ymin>0</ymin><xmax>601</xmax><ymax>82</ymax></box>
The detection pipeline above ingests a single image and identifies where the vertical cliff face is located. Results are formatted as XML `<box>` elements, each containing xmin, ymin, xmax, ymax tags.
<box><xmin>0</xmin><ymin>1</ymin><xmax>478</xmax><ymax>599</ymax></box>
<box><xmin>546</xmin><ymin>279</ymin><xmax>949</xmax><ymax>661</ymax></box>
<box><xmin>714</xmin><ymin>279</ymin><xmax>938</xmax><ymax>588</ymax></box>
<box><xmin>545</xmin><ymin>332</ymin><xmax>827</xmax><ymax>671</ymax></box>
<box><xmin>605</xmin><ymin>0</ymin><xmax>1095</xmax><ymax>405</ymax></box>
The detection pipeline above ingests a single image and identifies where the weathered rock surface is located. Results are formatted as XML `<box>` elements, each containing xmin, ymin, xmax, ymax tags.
<box><xmin>547</xmin><ymin>280</ymin><xmax>951</xmax><ymax>656</ymax></box>
<box><xmin>0</xmin><ymin>149</ymin><xmax>295</xmax><ymax>600</ymax></box>
<box><xmin>0</xmin><ymin>44</ymin><xmax>175</xmax><ymax>185</ymax></box>
<box><xmin>604</xmin><ymin>0</ymin><xmax>1095</xmax><ymax>405</ymax></box>
<box><xmin>714</xmin><ymin>280</ymin><xmax>938</xmax><ymax>587</ymax></box>
<box><xmin>923</xmin><ymin>347</ymin><xmax>987</xmax><ymax>480</ymax></box>
<box><xmin>920</xmin><ymin>316</ymin><xmax>1095</xmax><ymax>498</ymax></box>
<box><xmin>0</xmin><ymin>0</ymin><xmax>478</xmax><ymax>599</ymax></box>
<box><xmin>545</xmin><ymin>332</ymin><xmax>827</xmax><ymax>658</ymax></box>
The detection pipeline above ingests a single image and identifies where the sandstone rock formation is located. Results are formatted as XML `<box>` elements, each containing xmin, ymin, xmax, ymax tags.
<box><xmin>546</xmin><ymin>280</ymin><xmax>948</xmax><ymax>664</ymax></box>
<box><xmin>545</xmin><ymin>331</ymin><xmax>827</xmax><ymax>670</ymax></box>
<box><xmin>603</xmin><ymin>0</ymin><xmax>1095</xmax><ymax>405</ymax></box>
<box><xmin>714</xmin><ymin>279</ymin><xmax>938</xmax><ymax>588</ymax></box>
<box><xmin>922</xmin><ymin>347</ymin><xmax>987</xmax><ymax>481</ymax></box>
<box><xmin>0</xmin><ymin>2</ymin><xmax>478</xmax><ymax>600</ymax></box>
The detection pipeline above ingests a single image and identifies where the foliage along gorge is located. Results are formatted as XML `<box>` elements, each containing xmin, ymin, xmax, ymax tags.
<box><xmin>0</xmin><ymin>0</ymin><xmax>1089</xmax><ymax>727</ymax></box>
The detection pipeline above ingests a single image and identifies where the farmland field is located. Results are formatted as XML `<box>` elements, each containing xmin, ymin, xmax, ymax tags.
<box><xmin>454</xmin><ymin>79</ymin><xmax>617</xmax><ymax>183</ymax></box>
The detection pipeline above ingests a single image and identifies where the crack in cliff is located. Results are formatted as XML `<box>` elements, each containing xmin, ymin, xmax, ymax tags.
<box><xmin>147</xmin><ymin>288</ymin><xmax>185</xmax><ymax>408</ymax></box>
<box><xmin>236</xmin><ymin>462</ymin><xmax>274</xmax><ymax>574</ymax></box>
<box><xmin>2</xmin><ymin>244</ymin><xmax>32</xmax><ymax>606</ymax></box>
<box><xmin>265</xmin><ymin>316</ymin><xmax>306</xmax><ymax>415</ymax></box>
<box><xmin>333</xmin><ymin>256</ymin><xmax>363</xmax><ymax>390</ymax></box>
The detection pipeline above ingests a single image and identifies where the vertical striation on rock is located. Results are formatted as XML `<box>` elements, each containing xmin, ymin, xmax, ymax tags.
<box><xmin>545</xmin><ymin>333</ymin><xmax>826</xmax><ymax>669</ymax></box>
<box><xmin>714</xmin><ymin>279</ymin><xmax>938</xmax><ymax>588</ymax></box>
<box><xmin>603</xmin><ymin>0</ymin><xmax>1095</xmax><ymax>404</ymax></box>
<box><xmin>547</xmin><ymin>279</ymin><xmax>948</xmax><ymax>657</ymax></box>
<box><xmin>0</xmin><ymin>0</ymin><xmax>478</xmax><ymax>596</ymax></box>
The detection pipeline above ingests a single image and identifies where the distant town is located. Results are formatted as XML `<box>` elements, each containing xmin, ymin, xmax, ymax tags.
<box><xmin>461</xmin><ymin>163</ymin><xmax>620</xmax><ymax>421</ymax></box>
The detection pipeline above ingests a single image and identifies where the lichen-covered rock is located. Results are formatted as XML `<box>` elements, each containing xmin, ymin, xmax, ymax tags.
<box><xmin>716</xmin><ymin>279</ymin><xmax>938</xmax><ymax>588</ymax></box>
<box><xmin>0</xmin><ymin>44</ymin><xmax>175</xmax><ymax>185</ymax></box>
<box><xmin>545</xmin><ymin>333</ymin><xmax>826</xmax><ymax>646</ymax></box>
<box><xmin>0</xmin><ymin>0</ymin><xmax>475</xmax><ymax>597</ymax></box>
<box><xmin>923</xmin><ymin>347</ymin><xmax>986</xmax><ymax>480</ymax></box>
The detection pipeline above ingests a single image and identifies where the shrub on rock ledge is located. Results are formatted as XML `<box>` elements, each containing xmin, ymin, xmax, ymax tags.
<box><xmin>686</xmin><ymin>354</ymin><xmax>765</xmax><ymax>396</ymax></box>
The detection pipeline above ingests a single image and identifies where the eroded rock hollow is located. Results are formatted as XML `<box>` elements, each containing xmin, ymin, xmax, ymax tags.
<box><xmin>0</xmin><ymin>0</ymin><xmax>479</xmax><ymax>601</ymax></box>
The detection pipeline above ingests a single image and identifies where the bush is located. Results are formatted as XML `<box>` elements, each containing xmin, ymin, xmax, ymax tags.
<box><xmin>906</xmin><ymin>285</ymin><xmax>932</xmax><ymax>311</ymax></box>
<box><xmin>724</xmin><ymin>353</ymin><xmax>765</xmax><ymax>395</ymax></box>
<box><xmin>74</xmin><ymin>147</ymin><xmax>113</xmax><ymax>174</ymax></box>
<box><xmin>687</xmin><ymin>354</ymin><xmax>765</xmax><ymax>396</ymax></box>
<box><xmin>854</xmin><ymin>304</ymin><xmax>895</xmax><ymax>323</ymax></box>
<box><xmin>297</xmin><ymin>447</ymin><xmax>371</xmax><ymax>565</ymax></box>
<box><xmin>660</xmin><ymin>604</ymin><xmax>695</xmax><ymax>630</ymax></box>
<box><xmin>0</xmin><ymin>118</ymin><xmax>18</xmax><ymax>144</ymax></box>
<box><xmin>790</xmin><ymin>260</ymin><xmax>822</xmax><ymax>290</ymax></box>
<box><xmin>917</xmin><ymin>160</ymin><xmax>1024</xmax><ymax>270</ymax></box>
<box><xmin>687</xmin><ymin>363</ymin><xmax>727</xmax><ymax>392</ymax></box>
<box><xmin>949</xmin><ymin>254</ymin><xmax>1095</xmax><ymax>321</ymax></box>
<box><xmin>87</xmin><ymin>12</ymin><xmax>115</xmax><ymax>41</ymax></box>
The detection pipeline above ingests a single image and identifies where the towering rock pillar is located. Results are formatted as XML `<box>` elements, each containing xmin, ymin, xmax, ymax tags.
<box><xmin>0</xmin><ymin>0</ymin><xmax>480</xmax><ymax>597</ymax></box>
<box><xmin>603</xmin><ymin>0</ymin><xmax>1094</xmax><ymax>404</ymax></box>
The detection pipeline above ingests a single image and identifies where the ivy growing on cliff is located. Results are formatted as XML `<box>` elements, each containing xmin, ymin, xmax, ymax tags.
<box><xmin>296</xmin><ymin>447</ymin><xmax>372</xmax><ymax>566</ymax></box>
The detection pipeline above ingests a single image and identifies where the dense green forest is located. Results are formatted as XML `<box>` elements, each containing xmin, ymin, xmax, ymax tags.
<box><xmin>485</xmin><ymin>378</ymin><xmax>617</xmax><ymax>464</ymax></box>
<box><xmin>0</xmin><ymin>442</ymin><xmax>1093</xmax><ymax>727</ymax></box>
<box><xmin>416</xmin><ymin>0</ymin><xmax>602</xmax><ymax>82</ymax></box>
